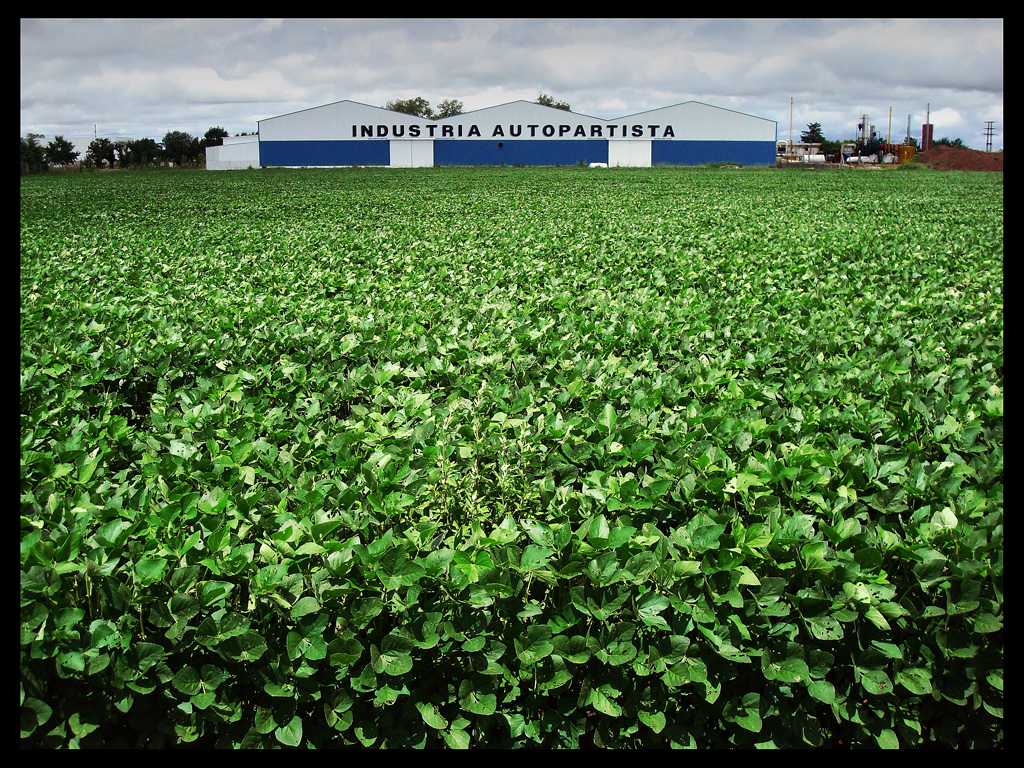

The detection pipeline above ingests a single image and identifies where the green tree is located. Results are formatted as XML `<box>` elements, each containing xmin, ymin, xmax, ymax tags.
<box><xmin>86</xmin><ymin>137</ymin><xmax>116</xmax><ymax>168</ymax></box>
<box><xmin>537</xmin><ymin>94</ymin><xmax>571</xmax><ymax>111</ymax></box>
<box><xmin>385</xmin><ymin>97</ymin><xmax>434</xmax><ymax>119</ymax></box>
<box><xmin>162</xmin><ymin>130</ymin><xmax>201</xmax><ymax>165</ymax></box>
<box><xmin>112</xmin><ymin>140</ymin><xmax>131</xmax><ymax>168</ymax></box>
<box><xmin>819</xmin><ymin>139</ymin><xmax>841</xmax><ymax>158</ymax></box>
<box><xmin>45</xmin><ymin>135</ymin><xmax>79</xmax><ymax>168</ymax></box>
<box><xmin>800</xmin><ymin>122</ymin><xmax>825</xmax><ymax>143</ymax></box>
<box><xmin>933</xmin><ymin>137</ymin><xmax>966</xmax><ymax>148</ymax></box>
<box><xmin>126</xmin><ymin>138</ymin><xmax>161</xmax><ymax>167</ymax></box>
<box><xmin>201</xmin><ymin>126</ymin><xmax>229</xmax><ymax>148</ymax></box>
<box><xmin>20</xmin><ymin>133</ymin><xmax>49</xmax><ymax>174</ymax></box>
<box><xmin>435</xmin><ymin>99</ymin><xmax>464</xmax><ymax>118</ymax></box>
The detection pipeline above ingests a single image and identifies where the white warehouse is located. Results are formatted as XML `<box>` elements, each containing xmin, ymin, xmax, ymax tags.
<box><xmin>207</xmin><ymin>99</ymin><xmax>778</xmax><ymax>169</ymax></box>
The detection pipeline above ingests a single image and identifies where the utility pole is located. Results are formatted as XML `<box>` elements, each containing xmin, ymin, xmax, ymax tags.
<box><xmin>789</xmin><ymin>97</ymin><xmax>793</xmax><ymax>154</ymax></box>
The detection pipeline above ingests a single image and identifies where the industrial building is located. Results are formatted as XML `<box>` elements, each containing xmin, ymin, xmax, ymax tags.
<box><xmin>206</xmin><ymin>99</ymin><xmax>778</xmax><ymax>169</ymax></box>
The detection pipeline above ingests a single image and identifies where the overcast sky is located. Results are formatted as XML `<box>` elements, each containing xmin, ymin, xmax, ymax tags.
<box><xmin>20</xmin><ymin>18</ymin><xmax>1004</xmax><ymax>155</ymax></box>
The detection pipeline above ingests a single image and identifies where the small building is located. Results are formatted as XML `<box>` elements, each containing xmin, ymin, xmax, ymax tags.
<box><xmin>205</xmin><ymin>135</ymin><xmax>259</xmax><ymax>170</ymax></box>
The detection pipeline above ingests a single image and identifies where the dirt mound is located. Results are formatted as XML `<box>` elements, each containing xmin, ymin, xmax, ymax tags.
<box><xmin>914</xmin><ymin>145</ymin><xmax>1003</xmax><ymax>171</ymax></box>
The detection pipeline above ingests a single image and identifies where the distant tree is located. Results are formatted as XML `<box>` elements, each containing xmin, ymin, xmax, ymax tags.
<box><xmin>537</xmin><ymin>94</ymin><xmax>571</xmax><ymax>111</ymax></box>
<box><xmin>126</xmin><ymin>138</ymin><xmax>162</xmax><ymax>167</ymax></box>
<box><xmin>201</xmin><ymin>126</ymin><xmax>229</xmax><ymax>148</ymax></box>
<box><xmin>800</xmin><ymin>122</ymin><xmax>825</xmax><ymax>144</ymax></box>
<box><xmin>86</xmin><ymin>137</ymin><xmax>116</xmax><ymax>168</ymax></box>
<box><xmin>45</xmin><ymin>135</ymin><xmax>79</xmax><ymax>167</ymax></box>
<box><xmin>20</xmin><ymin>133</ymin><xmax>49</xmax><ymax>174</ymax></box>
<box><xmin>385</xmin><ymin>97</ymin><xmax>434</xmax><ymax>119</ymax></box>
<box><xmin>435</xmin><ymin>99</ymin><xmax>464</xmax><ymax>118</ymax></box>
<box><xmin>112</xmin><ymin>140</ymin><xmax>131</xmax><ymax>168</ymax></box>
<box><xmin>819</xmin><ymin>139</ymin><xmax>841</xmax><ymax>158</ymax></box>
<box><xmin>162</xmin><ymin>131</ymin><xmax>201</xmax><ymax>165</ymax></box>
<box><xmin>933</xmin><ymin>137</ymin><xmax>966</xmax><ymax>148</ymax></box>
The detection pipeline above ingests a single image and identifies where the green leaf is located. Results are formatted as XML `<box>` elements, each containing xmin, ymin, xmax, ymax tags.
<box><xmin>371</xmin><ymin>636</ymin><xmax>415</xmax><ymax>676</ymax></box>
<box><xmin>354</xmin><ymin>721</ymin><xmax>378</xmax><ymax>747</ymax></box>
<box><xmin>459</xmin><ymin>679</ymin><xmax>497</xmax><ymax>716</ymax></box>
<box><xmin>895</xmin><ymin>667</ymin><xmax>933</xmax><ymax>695</ymax></box>
<box><xmin>638</xmin><ymin>709</ymin><xmax>666</xmax><ymax>733</ymax></box>
<box><xmin>381</xmin><ymin>629</ymin><xmax>418</xmax><ymax>656</ymax></box>
<box><xmin>552</xmin><ymin>634</ymin><xmax>591</xmax><ymax>664</ymax></box>
<box><xmin>172</xmin><ymin>666</ymin><xmax>203</xmax><ymax>696</ymax></box>
<box><xmin>636</xmin><ymin>591</ymin><xmax>672</xmax><ymax>630</ymax></box>
<box><xmin>587</xmin><ymin>514</ymin><xmax>611</xmax><ymax>547</ymax></box>
<box><xmin>20</xmin><ymin>697</ymin><xmax>52</xmax><ymax>738</ymax></box>
<box><xmin>514</xmin><ymin>624</ymin><xmax>554</xmax><ymax>666</ymax></box>
<box><xmin>197</xmin><ymin>579</ymin><xmax>234</xmax><ymax>607</ymax></box>
<box><xmin>522</xmin><ymin>519</ymin><xmax>556</xmax><ymax>549</ymax></box>
<box><xmin>585</xmin><ymin>551</ymin><xmax>620</xmax><ymax>587</ymax></box>
<box><xmin>584</xmin><ymin>686</ymin><xmax>619</xmax><ymax>717</ymax></box>
<box><xmin>805</xmin><ymin>615</ymin><xmax>844</xmax><ymax>641</ymax></box>
<box><xmin>220</xmin><ymin>630</ymin><xmax>267</xmax><ymax>662</ymax></box>
<box><xmin>94</xmin><ymin>519</ymin><xmax>132</xmax><ymax>548</ymax></box>
<box><xmin>349</xmin><ymin>596</ymin><xmax>383</xmax><ymax>628</ymax></box>
<box><xmin>691</xmin><ymin>524</ymin><xmax>725</xmax><ymax>552</ymax></box>
<box><xmin>724</xmin><ymin>472</ymin><xmax>762</xmax><ymax>495</ymax></box>
<box><xmin>416</xmin><ymin>700</ymin><xmax>448</xmax><ymax>730</ymax></box>
<box><xmin>599</xmin><ymin>403</ymin><xmax>618</xmax><ymax>434</ymax></box>
<box><xmin>77</xmin><ymin>449</ymin><xmax>101</xmax><ymax>484</ymax></box>
<box><xmin>875</xmin><ymin>728</ymin><xmax>900</xmax><ymax>749</ymax></box>
<box><xmin>290</xmin><ymin>596</ymin><xmax>321</xmax><ymax>619</ymax></box>
<box><xmin>860</xmin><ymin>667</ymin><xmax>894</xmax><ymax>696</ymax></box>
<box><xmin>807</xmin><ymin>680</ymin><xmax>835</xmax><ymax>704</ymax></box>
<box><xmin>275</xmin><ymin>714</ymin><xmax>303</xmax><ymax>747</ymax></box>
<box><xmin>135</xmin><ymin>556</ymin><xmax>168</xmax><ymax>586</ymax></box>
<box><xmin>443</xmin><ymin>726</ymin><xmax>471</xmax><ymax>749</ymax></box>
<box><xmin>520</xmin><ymin>544</ymin><xmax>553</xmax><ymax>571</ymax></box>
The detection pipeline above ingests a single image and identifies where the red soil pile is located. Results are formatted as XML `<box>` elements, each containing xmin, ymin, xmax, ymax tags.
<box><xmin>914</xmin><ymin>145</ymin><xmax>1003</xmax><ymax>171</ymax></box>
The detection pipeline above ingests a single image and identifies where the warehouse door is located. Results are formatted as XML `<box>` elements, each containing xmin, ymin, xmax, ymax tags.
<box><xmin>390</xmin><ymin>140</ymin><xmax>434</xmax><ymax>167</ymax></box>
<box><xmin>608</xmin><ymin>140</ymin><xmax>651</xmax><ymax>167</ymax></box>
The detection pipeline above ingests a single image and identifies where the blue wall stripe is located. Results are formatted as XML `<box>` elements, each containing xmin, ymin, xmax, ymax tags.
<box><xmin>434</xmin><ymin>140</ymin><xmax>608</xmax><ymax>166</ymax></box>
<box><xmin>254</xmin><ymin>139</ymin><xmax>776</xmax><ymax>167</ymax></box>
<box><xmin>259</xmin><ymin>140</ymin><xmax>390</xmax><ymax>166</ymax></box>
<box><xmin>651</xmin><ymin>140</ymin><xmax>776</xmax><ymax>166</ymax></box>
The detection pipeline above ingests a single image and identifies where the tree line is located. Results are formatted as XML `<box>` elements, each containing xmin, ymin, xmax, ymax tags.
<box><xmin>20</xmin><ymin>95</ymin><xmax>576</xmax><ymax>174</ymax></box>
<box><xmin>20</xmin><ymin>126</ymin><xmax>231</xmax><ymax>174</ymax></box>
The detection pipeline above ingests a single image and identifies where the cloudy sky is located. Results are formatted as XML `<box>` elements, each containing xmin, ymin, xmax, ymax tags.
<box><xmin>20</xmin><ymin>18</ymin><xmax>1004</xmax><ymax>155</ymax></box>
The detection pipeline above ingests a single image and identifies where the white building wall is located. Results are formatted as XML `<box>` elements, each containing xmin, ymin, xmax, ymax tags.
<box><xmin>621</xmin><ymin>102</ymin><xmax>777</xmax><ymax>142</ymax></box>
<box><xmin>259</xmin><ymin>100</ymin><xmax>428</xmax><ymax>141</ymax></box>
<box><xmin>206</xmin><ymin>136</ymin><xmax>259</xmax><ymax>170</ymax></box>
<box><xmin>436</xmin><ymin>100</ymin><xmax>608</xmax><ymax>139</ymax></box>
